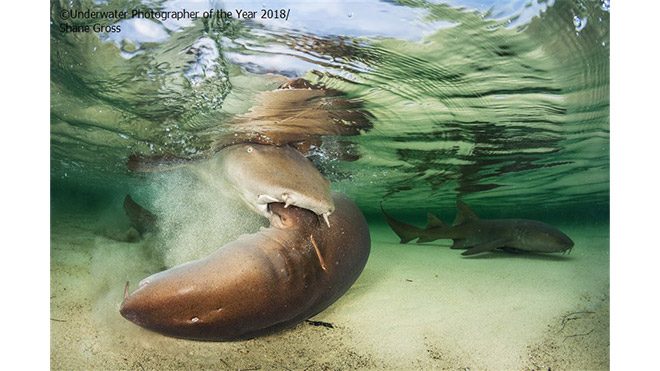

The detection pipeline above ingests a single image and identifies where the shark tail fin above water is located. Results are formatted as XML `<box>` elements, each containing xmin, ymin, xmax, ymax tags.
<box><xmin>380</xmin><ymin>203</ymin><xmax>423</xmax><ymax>244</ymax></box>
<box><xmin>453</xmin><ymin>200</ymin><xmax>480</xmax><ymax>226</ymax></box>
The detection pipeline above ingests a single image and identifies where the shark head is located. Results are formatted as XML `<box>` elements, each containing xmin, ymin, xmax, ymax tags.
<box><xmin>515</xmin><ymin>221</ymin><xmax>574</xmax><ymax>253</ymax></box>
<box><xmin>220</xmin><ymin>144</ymin><xmax>335</xmax><ymax>225</ymax></box>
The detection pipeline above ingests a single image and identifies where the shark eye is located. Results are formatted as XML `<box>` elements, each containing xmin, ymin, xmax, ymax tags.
<box><xmin>246</xmin><ymin>146</ymin><xmax>254</xmax><ymax>153</ymax></box>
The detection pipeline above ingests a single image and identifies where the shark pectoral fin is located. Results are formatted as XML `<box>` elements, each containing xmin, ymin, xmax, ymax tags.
<box><xmin>461</xmin><ymin>239</ymin><xmax>510</xmax><ymax>256</ymax></box>
<box><xmin>450</xmin><ymin>239</ymin><xmax>466</xmax><ymax>249</ymax></box>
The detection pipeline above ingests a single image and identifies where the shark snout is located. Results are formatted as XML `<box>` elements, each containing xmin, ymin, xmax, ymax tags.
<box><xmin>554</xmin><ymin>229</ymin><xmax>574</xmax><ymax>248</ymax></box>
<box><xmin>522</xmin><ymin>224</ymin><xmax>575</xmax><ymax>253</ymax></box>
<box><xmin>550</xmin><ymin>231</ymin><xmax>574</xmax><ymax>252</ymax></box>
<box><xmin>119</xmin><ymin>280</ymin><xmax>170</xmax><ymax>328</ymax></box>
<box><xmin>119</xmin><ymin>292</ymin><xmax>146</xmax><ymax>326</ymax></box>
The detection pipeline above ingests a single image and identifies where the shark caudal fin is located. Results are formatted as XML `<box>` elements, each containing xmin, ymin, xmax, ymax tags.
<box><xmin>453</xmin><ymin>200</ymin><xmax>480</xmax><ymax>226</ymax></box>
<box><xmin>380</xmin><ymin>203</ymin><xmax>423</xmax><ymax>244</ymax></box>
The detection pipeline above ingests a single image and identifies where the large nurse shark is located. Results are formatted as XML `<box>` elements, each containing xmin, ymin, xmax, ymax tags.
<box><xmin>382</xmin><ymin>201</ymin><xmax>573</xmax><ymax>256</ymax></box>
<box><xmin>121</xmin><ymin>194</ymin><xmax>370</xmax><ymax>340</ymax></box>
<box><xmin>120</xmin><ymin>143</ymin><xmax>370</xmax><ymax>341</ymax></box>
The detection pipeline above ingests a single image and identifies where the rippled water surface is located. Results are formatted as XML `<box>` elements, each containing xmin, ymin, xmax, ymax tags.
<box><xmin>51</xmin><ymin>0</ymin><xmax>609</xmax><ymax>218</ymax></box>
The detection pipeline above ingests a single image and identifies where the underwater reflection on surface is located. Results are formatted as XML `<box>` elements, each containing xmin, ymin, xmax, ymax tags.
<box><xmin>50</xmin><ymin>0</ymin><xmax>608</xmax><ymax>216</ymax></box>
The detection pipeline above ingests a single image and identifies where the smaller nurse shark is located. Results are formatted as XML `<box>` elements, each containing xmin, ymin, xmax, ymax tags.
<box><xmin>381</xmin><ymin>201</ymin><xmax>574</xmax><ymax>256</ymax></box>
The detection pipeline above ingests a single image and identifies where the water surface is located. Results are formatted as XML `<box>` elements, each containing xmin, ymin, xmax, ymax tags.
<box><xmin>51</xmin><ymin>0</ymin><xmax>609</xmax><ymax>221</ymax></box>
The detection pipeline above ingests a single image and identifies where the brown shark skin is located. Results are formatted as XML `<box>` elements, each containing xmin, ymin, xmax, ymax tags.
<box><xmin>382</xmin><ymin>201</ymin><xmax>574</xmax><ymax>256</ymax></box>
<box><xmin>218</xmin><ymin>143</ymin><xmax>334</xmax><ymax>222</ymax></box>
<box><xmin>120</xmin><ymin>194</ymin><xmax>370</xmax><ymax>341</ymax></box>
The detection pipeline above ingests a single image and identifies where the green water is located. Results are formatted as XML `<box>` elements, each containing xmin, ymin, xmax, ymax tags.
<box><xmin>49</xmin><ymin>1</ymin><xmax>610</xmax><ymax>368</ymax></box>
<box><xmin>51</xmin><ymin>0</ymin><xmax>609</xmax><ymax>223</ymax></box>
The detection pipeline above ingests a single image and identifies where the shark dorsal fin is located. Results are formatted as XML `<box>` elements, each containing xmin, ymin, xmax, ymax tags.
<box><xmin>453</xmin><ymin>201</ymin><xmax>480</xmax><ymax>226</ymax></box>
<box><xmin>426</xmin><ymin>212</ymin><xmax>446</xmax><ymax>229</ymax></box>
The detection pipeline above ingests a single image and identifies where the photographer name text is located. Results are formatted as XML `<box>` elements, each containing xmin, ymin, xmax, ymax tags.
<box><xmin>58</xmin><ymin>8</ymin><xmax>291</xmax><ymax>33</ymax></box>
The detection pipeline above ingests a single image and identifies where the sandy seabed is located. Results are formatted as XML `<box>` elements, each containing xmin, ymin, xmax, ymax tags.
<box><xmin>51</xmin><ymin>211</ymin><xmax>609</xmax><ymax>370</ymax></box>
